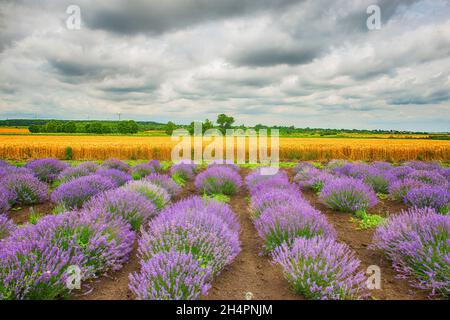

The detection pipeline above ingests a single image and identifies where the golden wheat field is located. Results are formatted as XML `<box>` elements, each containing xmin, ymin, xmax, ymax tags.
<box><xmin>0</xmin><ymin>127</ymin><xmax>30</xmax><ymax>134</ymax></box>
<box><xmin>0</xmin><ymin>135</ymin><xmax>448</xmax><ymax>162</ymax></box>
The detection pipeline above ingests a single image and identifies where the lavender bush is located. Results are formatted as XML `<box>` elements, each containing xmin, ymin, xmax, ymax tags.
<box><xmin>404</xmin><ymin>186</ymin><xmax>449</xmax><ymax>214</ymax></box>
<box><xmin>372</xmin><ymin>207</ymin><xmax>449</xmax><ymax>297</ymax></box>
<box><xmin>122</xmin><ymin>180</ymin><xmax>170</xmax><ymax>210</ymax></box>
<box><xmin>1</xmin><ymin>173</ymin><xmax>49</xmax><ymax>205</ymax></box>
<box><xmin>294</xmin><ymin>168</ymin><xmax>333</xmax><ymax>193</ymax></box>
<box><xmin>255</xmin><ymin>202</ymin><xmax>336</xmax><ymax>252</ymax></box>
<box><xmin>170</xmin><ymin>163</ymin><xmax>197</xmax><ymax>181</ymax></box>
<box><xmin>404</xmin><ymin>161</ymin><xmax>442</xmax><ymax>171</ymax></box>
<box><xmin>85</xmin><ymin>188</ymin><xmax>157</xmax><ymax>231</ymax></box>
<box><xmin>25</xmin><ymin>158</ymin><xmax>69</xmax><ymax>183</ymax></box>
<box><xmin>194</xmin><ymin>166</ymin><xmax>242</xmax><ymax>195</ymax></box>
<box><xmin>51</xmin><ymin>174</ymin><xmax>116</xmax><ymax>209</ymax></box>
<box><xmin>96</xmin><ymin>168</ymin><xmax>132</xmax><ymax>187</ymax></box>
<box><xmin>273</xmin><ymin>237</ymin><xmax>366</xmax><ymax>300</ymax></box>
<box><xmin>0</xmin><ymin>212</ymin><xmax>134</xmax><ymax>299</ymax></box>
<box><xmin>144</xmin><ymin>173</ymin><xmax>182</xmax><ymax>198</ymax></box>
<box><xmin>363</xmin><ymin>168</ymin><xmax>396</xmax><ymax>194</ymax></box>
<box><xmin>319</xmin><ymin>177</ymin><xmax>378</xmax><ymax>213</ymax></box>
<box><xmin>101</xmin><ymin>158</ymin><xmax>130</xmax><ymax>173</ymax></box>
<box><xmin>391</xmin><ymin>166</ymin><xmax>414</xmax><ymax>180</ymax></box>
<box><xmin>0</xmin><ymin>187</ymin><xmax>13</xmax><ymax>214</ymax></box>
<box><xmin>132</xmin><ymin>163</ymin><xmax>158</xmax><ymax>179</ymax></box>
<box><xmin>0</xmin><ymin>215</ymin><xmax>16</xmax><ymax>240</ymax></box>
<box><xmin>388</xmin><ymin>179</ymin><xmax>425</xmax><ymax>201</ymax></box>
<box><xmin>406</xmin><ymin>170</ymin><xmax>447</xmax><ymax>186</ymax></box>
<box><xmin>129</xmin><ymin>250</ymin><xmax>212</xmax><ymax>300</ymax></box>
<box><xmin>250</xmin><ymin>188</ymin><xmax>305</xmax><ymax>217</ymax></box>
<box><xmin>57</xmin><ymin>162</ymin><xmax>97</xmax><ymax>183</ymax></box>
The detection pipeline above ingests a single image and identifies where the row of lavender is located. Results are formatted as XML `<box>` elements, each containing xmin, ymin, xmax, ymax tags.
<box><xmin>293</xmin><ymin>160</ymin><xmax>449</xmax><ymax>214</ymax></box>
<box><xmin>246</xmin><ymin>168</ymin><xmax>367</xmax><ymax>299</ymax></box>
<box><xmin>129</xmin><ymin>163</ymin><xmax>242</xmax><ymax>299</ymax></box>
<box><xmin>293</xmin><ymin>160</ymin><xmax>449</xmax><ymax>297</ymax></box>
<box><xmin>0</xmin><ymin>158</ymin><xmax>192</xmax><ymax>299</ymax></box>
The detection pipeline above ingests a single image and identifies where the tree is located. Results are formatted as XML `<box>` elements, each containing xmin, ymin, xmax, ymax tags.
<box><xmin>62</xmin><ymin>121</ymin><xmax>76</xmax><ymax>133</ymax></box>
<box><xmin>29</xmin><ymin>124</ymin><xmax>41</xmax><ymax>133</ymax></box>
<box><xmin>216</xmin><ymin>114</ymin><xmax>234</xmax><ymax>133</ymax></box>
<box><xmin>118</xmin><ymin>120</ymin><xmax>138</xmax><ymax>134</ymax></box>
<box><xmin>165</xmin><ymin>121</ymin><xmax>177</xmax><ymax>135</ymax></box>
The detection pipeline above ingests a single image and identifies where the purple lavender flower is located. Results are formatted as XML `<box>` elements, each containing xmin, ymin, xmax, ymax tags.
<box><xmin>406</xmin><ymin>170</ymin><xmax>447</xmax><ymax>186</ymax></box>
<box><xmin>255</xmin><ymin>202</ymin><xmax>336</xmax><ymax>252</ymax></box>
<box><xmin>122</xmin><ymin>180</ymin><xmax>170</xmax><ymax>210</ymax></box>
<box><xmin>319</xmin><ymin>177</ymin><xmax>378</xmax><ymax>213</ymax></box>
<box><xmin>372</xmin><ymin>161</ymin><xmax>393</xmax><ymax>171</ymax></box>
<box><xmin>250</xmin><ymin>188</ymin><xmax>306</xmax><ymax>217</ymax></box>
<box><xmin>101</xmin><ymin>158</ymin><xmax>131</xmax><ymax>173</ymax></box>
<box><xmin>245</xmin><ymin>169</ymin><xmax>289</xmax><ymax>195</ymax></box>
<box><xmin>272</xmin><ymin>237</ymin><xmax>366</xmax><ymax>300</ymax></box>
<box><xmin>194</xmin><ymin>166</ymin><xmax>242</xmax><ymax>195</ymax></box>
<box><xmin>129</xmin><ymin>250</ymin><xmax>212</xmax><ymax>300</ymax></box>
<box><xmin>57</xmin><ymin>163</ymin><xmax>97</xmax><ymax>183</ymax></box>
<box><xmin>294</xmin><ymin>168</ymin><xmax>333</xmax><ymax>193</ymax></box>
<box><xmin>144</xmin><ymin>173</ymin><xmax>182</xmax><ymax>198</ymax></box>
<box><xmin>404</xmin><ymin>161</ymin><xmax>442</xmax><ymax>171</ymax></box>
<box><xmin>363</xmin><ymin>167</ymin><xmax>397</xmax><ymax>194</ymax></box>
<box><xmin>148</xmin><ymin>160</ymin><xmax>161</xmax><ymax>172</ymax></box>
<box><xmin>96</xmin><ymin>168</ymin><xmax>132</xmax><ymax>187</ymax></box>
<box><xmin>0</xmin><ymin>187</ymin><xmax>14</xmax><ymax>214</ymax></box>
<box><xmin>0</xmin><ymin>215</ymin><xmax>16</xmax><ymax>240</ymax></box>
<box><xmin>332</xmin><ymin>162</ymin><xmax>370</xmax><ymax>179</ymax></box>
<box><xmin>326</xmin><ymin>159</ymin><xmax>347</xmax><ymax>170</ymax></box>
<box><xmin>25</xmin><ymin>158</ymin><xmax>69</xmax><ymax>183</ymax></box>
<box><xmin>132</xmin><ymin>163</ymin><xmax>158</xmax><ymax>179</ymax></box>
<box><xmin>0</xmin><ymin>160</ymin><xmax>10</xmax><ymax>167</ymax></box>
<box><xmin>440</xmin><ymin>167</ymin><xmax>450</xmax><ymax>181</ymax></box>
<box><xmin>0</xmin><ymin>211</ymin><xmax>134</xmax><ymax>299</ymax></box>
<box><xmin>84</xmin><ymin>188</ymin><xmax>157</xmax><ymax>231</ymax></box>
<box><xmin>51</xmin><ymin>174</ymin><xmax>116</xmax><ymax>209</ymax></box>
<box><xmin>404</xmin><ymin>186</ymin><xmax>449</xmax><ymax>214</ymax></box>
<box><xmin>207</xmin><ymin>160</ymin><xmax>240</xmax><ymax>172</ymax></box>
<box><xmin>170</xmin><ymin>162</ymin><xmax>197</xmax><ymax>181</ymax></box>
<box><xmin>293</xmin><ymin>161</ymin><xmax>315</xmax><ymax>173</ymax></box>
<box><xmin>391</xmin><ymin>166</ymin><xmax>414</xmax><ymax>180</ymax></box>
<box><xmin>139</xmin><ymin>200</ymin><xmax>240</xmax><ymax>275</ymax></box>
<box><xmin>371</xmin><ymin>207</ymin><xmax>449</xmax><ymax>297</ymax></box>
<box><xmin>0</xmin><ymin>165</ymin><xmax>33</xmax><ymax>182</ymax></box>
<box><xmin>388</xmin><ymin>178</ymin><xmax>426</xmax><ymax>201</ymax></box>
<box><xmin>1</xmin><ymin>173</ymin><xmax>49</xmax><ymax>205</ymax></box>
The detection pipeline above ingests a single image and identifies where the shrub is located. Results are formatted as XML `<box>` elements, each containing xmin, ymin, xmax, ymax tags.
<box><xmin>250</xmin><ymin>188</ymin><xmax>305</xmax><ymax>217</ymax></box>
<box><xmin>129</xmin><ymin>250</ymin><xmax>212</xmax><ymax>300</ymax></box>
<box><xmin>148</xmin><ymin>160</ymin><xmax>161</xmax><ymax>172</ymax></box>
<box><xmin>273</xmin><ymin>237</ymin><xmax>366</xmax><ymax>300</ymax></box>
<box><xmin>57</xmin><ymin>162</ymin><xmax>98</xmax><ymax>183</ymax></box>
<box><xmin>1</xmin><ymin>173</ymin><xmax>49</xmax><ymax>205</ymax></box>
<box><xmin>170</xmin><ymin>163</ymin><xmax>196</xmax><ymax>182</ymax></box>
<box><xmin>132</xmin><ymin>163</ymin><xmax>158</xmax><ymax>179</ymax></box>
<box><xmin>319</xmin><ymin>177</ymin><xmax>378</xmax><ymax>213</ymax></box>
<box><xmin>122</xmin><ymin>180</ymin><xmax>170</xmax><ymax>210</ymax></box>
<box><xmin>194</xmin><ymin>166</ymin><xmax>242</xmax><ymax>195</ymax></box>
<box><xmin>371</xmin><ymin>208</ymin><xmax>449</xmax><ymax>297</ymax></box>
<box><xmin>144</xmin><ymin>173</ymin><xmax>182</xmax><ymax>198</ymax></box>
<box><xmin>95</xmin><ymin>168</ymin><xmax>132</xmax><ymax>187</ymax></box>
<box><xmin>255</xmin><ymin>202</ymin><xmax>335</xmax><ymax>252</ymax></box>
<box><xmin>404</xmin><ymin>186</ymin><xmax>449</xmax><ymax>214</ymax></box>
<box><xmin>332</xmin><ymin>163</ymin><xmax>370</xmax><ymax>179</ymax></box>
<box><xmin>246</xmin><ymin>170</ymin><xmax>290</xmax><ymax>195</ymax></box>
<box><xmin>404</xmin><ymin>161</ymin><xmax>441</xmax><ymax>171</ymax></box>
<box><xmin>294</xmin><ymin>168</ymin><xmax>333</xmax><ymax>193</ymax></box>
<box><xmin>388</xmin><ymin>179</ymin><xmax>425</xmax><ymax>201</ymax></box>
<box><xmin>85</xmin><ymin>188</ymin><xmax>157</xmax><ymax>231</ymax></box>
<box><xmin>0</xmin><ymin>212</ymin><xmax>134</xmax><ymax>299</ymax></box>
<box><xmin>293</xmin><ymin>161</ymin><xmax>315</xmax><ymax>173</ymax></box>
<box><xmin>25</xmin><ymin>158</ymin><xmax>69</xmax><ymax>183</ymax></box>
<box><xmin>101</xmin><ymin>158</ymin><xmax>130</xmax><ymax>173</ymax></box>
<box><xmin>406</xmin><ymin>170</ymin><xmax>447</xmax><ymax>186</ymax></box>
<box><xmin>0</xmin><ymin>187</ymin><xmax>13</xmax><ymax>214</ymax></box>
<box><xmin>391</xmin><ymin>166</ymin><xmax>414</xmax><ymax>180</ymax></box>
<box><xmin>138</xmin><ymin>200</ymin><xmax>240</xmax><ymax>274</ymax></box>
<box><xmin>0</xmin><ymin>215</ymin><xmax>16</xmax><ymax>240</ymax></box>
<box><xmin>51</xmin><ymin>175</ymin><xmax>116</xmax><ymax>209</ymax></box>
<box><xmin>363</xmin><ymin>168</ymin><xmax>396</xmax><ymax>194</ymax></box>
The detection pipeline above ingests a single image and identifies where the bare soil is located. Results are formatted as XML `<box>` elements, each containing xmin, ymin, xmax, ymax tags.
<box><xmin>8</xmin><ymin>202</ymin><xmax>54</xmax><ymax>225</ymax></box>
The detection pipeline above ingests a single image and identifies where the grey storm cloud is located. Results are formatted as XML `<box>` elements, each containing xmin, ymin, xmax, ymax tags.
<box><xmin>0</xmin><ymin>0</ymin><xmax>449</xmax><ymax>131</ymax></box>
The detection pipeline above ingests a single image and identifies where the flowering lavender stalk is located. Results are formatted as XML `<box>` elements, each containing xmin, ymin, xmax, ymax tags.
<box><xmin>372</xmin><ymin>161</ymin><xmax>393</xmax><ymax>171</ymax></box>
<box><xmin>207</xmin><ymin>161</ymin><xmax>240</xmax><ymax>172</ymax></box>
<box><xmin>273</xmin><ymin>237</ymin><xmax>366</xmax><ymax>300</ymax></box>
<box><xmin>132</xmin><ymin>163</ymin><xmax>158</xmax><ymax>179</ymax></box>
<box><xmin>245</xmin><ymin>167</ymin><xmax>289</xmax><ymax>193</ymax></box>
<box><xmin>144</xmin><ymin>173</ymin><xmax>182</xmax><ymax>198</ymax></box>
<box><xmin>293</xmin><ymin>161</ymin><xmax>315</xmax><ymax>174</ymax></box>
<box><xmin>129</xmin><ymin>250</ymin><xmax>212</xmax><ymax>300</ymax></box>
<box><xmin>148</xmin><ymin>160</ymin><xmax>161</xmax><ymax>172</ymax></box>
<box><xmin>371</xmin><ymin>207</ymin><xmax>449</xmax><ymax>297</ymax></box>
<box><xmin>0</xmin><ymin>187</ymin><xmax>14</xmax><ymax>214</ymax></box>
<box><xmin>51</xmin><ymin>174</ymin><xmax>116</xmax><ymax>209</ymax></box>
<box><xmin>0</xmin><ymin>211</ymin><xmax>134</xmax><ymax>299</ymax></box>
<box><xmin>404</xmin><ymin>186</ymin><xmax>449</xmax><ymax>214</ymax></box>
<box><xmin>363</xmin><ymin>167</ymin><xmax>397</xmax><ymax>194</ymax></box>
<box><xmin>255</xmin><ymin>202</ymin><xmax>336</xmax><ymax>252</ymax></box>
<box><xmin>84</xmin><ymin>188</ymin><xmax>157</xmax><ymax>231</ymax></box>
<box><xmin>0</xmin><ymin>215</ymin><xmax>16</xmax><ymax>240</ymax></box>
<box><xmin>139</xmin><ymin>200</ymin><xmax>240</xmax><ymax>275</ymax></box>
<box><xmin>0</xmin><ymin>165</ymin><xmax>33</xmax><ymax>181</ymax></box>
<box><xmin>101</xmin><ymin>158</ymin><xmax>131</xmax><ymax>173</ymax></box>
<box><xmin>406</xmin><ymin>170</ymin><xmax>447</xmax><ymax>186</ymax></box>
<box><xmin>2</xmin><ymin>173</ymin><xmax>49</xmax><ymax>205</ymax></box>
<box><xmin>25</xmin><ymin>158</ymin><xmax>69</xmax><ymax>183</ymax></box>
<box><xmin>57</xmin><ymin>162</ymin><xmax>98</xmax><ymax>183</ymax></box>
<box><xmin>122</xmin><ymin>180</ymin><xmax>170</xmax><ymax>210</ymax></box>
<box><xmin>170</xmin><ymin>163</ymin><xmax>197</xmax><ymax>181</ymax></box>
<box><xmin>404</xmin><ymin>161</ymin><xmax>442</xmax><ymax>171</ymax></box>
<box><xmin>194</xmin><ymin>166</ymin><xmax>242</xmax><ymax>195</ymax></box>
<box><xmin>250</xmin><ymin>188</ymin><xmax>306</xmax><ymax>217</ymax></box>
<box><xmin>388</xmin><ymin>179</ymin><xmax>425</xmax><ymax>201</ymax></box>
<box><xmin>319</xmin><ymin>177</ymin><xmax>378</xmax><ymax>213</ymax></box>
<box><xmin>294</xmin><ymin>168</ymin><xmax>333</xmax><ymax>193</ymax></box>
<box><xmin>391</xmin><ymin>165</ymin><xmax>414</xmax><ymax>180</ymax></box>
<box><xmin>96</xmin><ymin>168</ymin><xmax>132</xmax><ymax>187</ymax></box>
<box><xmin>332</xmin><ymin>162</ymin><xmax>370</xmax><ymax>179</ymax></box>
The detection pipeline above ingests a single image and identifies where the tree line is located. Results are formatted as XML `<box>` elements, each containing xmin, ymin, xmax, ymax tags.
<box><xmin>28</xmin><ymin>120</ymin><xmax>139</xmax><ymax>134</ymax></box>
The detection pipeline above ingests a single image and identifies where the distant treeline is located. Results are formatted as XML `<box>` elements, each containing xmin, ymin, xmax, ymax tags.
<box><xmin>0</xmin><ymin>119</ymin><xmax>165</xmax><ymax>134</ymax></box>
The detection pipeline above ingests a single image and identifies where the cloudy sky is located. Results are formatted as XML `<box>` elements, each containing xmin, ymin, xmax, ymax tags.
<box><xmin>0</xmin><ymin>0</ymin><xmax>449</xmax><ymax>131</ymax></box>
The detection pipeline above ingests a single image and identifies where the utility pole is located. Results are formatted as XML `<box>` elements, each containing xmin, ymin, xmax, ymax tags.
<box><xmin>118</xmin><ymin>112</ymin><xmax>121</xmax><ymax>121</ymax></box>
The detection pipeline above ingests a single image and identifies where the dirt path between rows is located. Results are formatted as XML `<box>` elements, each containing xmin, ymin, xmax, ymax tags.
<box><xmin>285</xmin><ymin>168</ymin><xmax>430</xmax><ymax>300</ymax></box>
<box><xmin>203</xmin><ymin>169</ymin><xmax>301</xmax><ymax>300</ymax></box>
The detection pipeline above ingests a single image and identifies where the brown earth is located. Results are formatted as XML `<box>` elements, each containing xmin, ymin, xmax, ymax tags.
<box><xmin>8</xmin><ymin>202</ymin><xmax>54</xmax><ymax>225</ymax></box>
